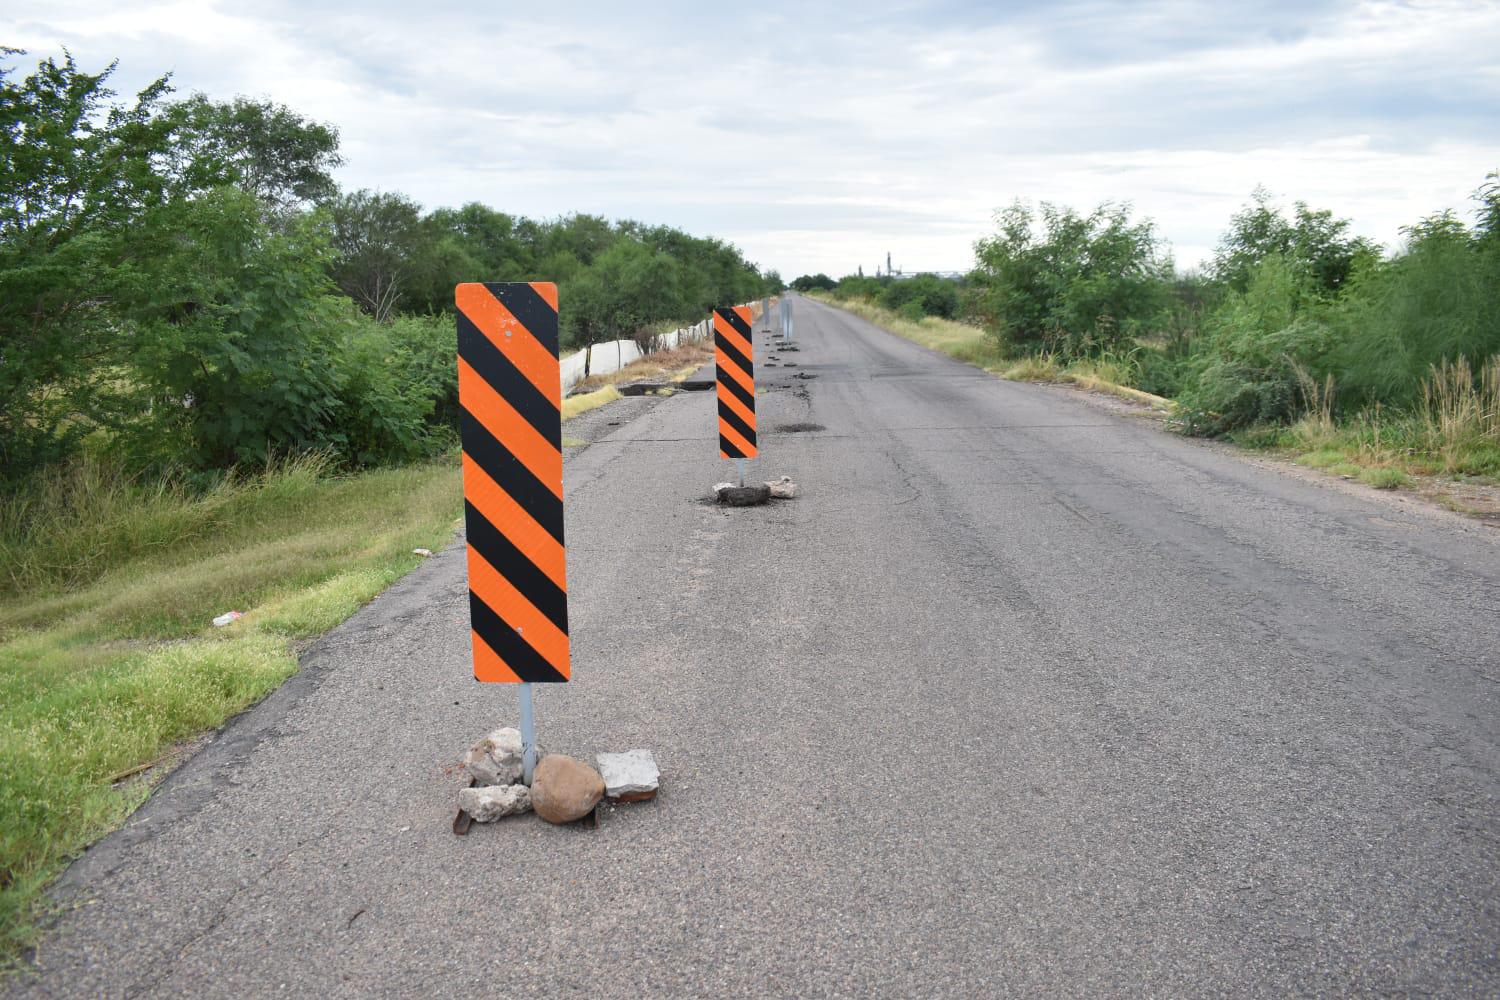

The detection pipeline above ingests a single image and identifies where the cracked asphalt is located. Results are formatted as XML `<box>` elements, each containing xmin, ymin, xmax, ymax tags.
<box><xmin>9</xmin><ymin>295</ymin><xmax>1500</xmax><ymax>997</ymax></box>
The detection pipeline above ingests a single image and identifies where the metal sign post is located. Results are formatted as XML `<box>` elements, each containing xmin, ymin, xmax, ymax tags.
<box><xmin>518</xmin><ymin>683</ymin><xmax>537</xmax><ymax>784</ymax></box>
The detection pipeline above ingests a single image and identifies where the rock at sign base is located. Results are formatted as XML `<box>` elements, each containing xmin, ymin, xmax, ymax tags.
<box><xmin>715</xmin><ymin>484</ymin><xmax>771</xmax><ymax>507</ymax></box>
<box><xmin>764</xmin><ymin>476</ymin><xmax>797</xmax><ymax>499</ymax></box>
<box><xmin>530</xmin><ymin>755</ymin><xmax>605</xmax><ymax>824</ymax></box>
<box><xmin>458</xmin><ymin>783</ymin><xmax>531</xmax><ymax>822</ymax></box>
<box><xmin>464</xmin><ymin>727</ymin><xmax>525</xmax><ymax>786</ymax></box>
<box><xmin>596</xmin><ymin>749</ymin><xmax>660</xmax><ymax>802</ymax></box>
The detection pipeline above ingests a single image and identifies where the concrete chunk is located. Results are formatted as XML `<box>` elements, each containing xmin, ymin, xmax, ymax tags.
<box><xmin>765</xmin><ymin>476</ymin><xmax>797</xmax><ymax>499</ymax></box>
<box><xmin>464</xmin><ymin>727</ymin><xmax>524</xmax><ymax>786</ymax></box>
<box><xmin>597</xmin><ymin>749</ymin><xmax>660</xmax><ymax>802</ymax></box>
<box><xmin>458</xmin><ymin>783</ymin><xmax>531</xmax><ymax>822</ymax></box>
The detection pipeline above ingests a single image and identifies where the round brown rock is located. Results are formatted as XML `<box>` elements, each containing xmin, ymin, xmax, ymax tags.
<box><xmin>530</xmin><ymin>754</ymin><xmax>605</xmax><ymax>824</ymax></box>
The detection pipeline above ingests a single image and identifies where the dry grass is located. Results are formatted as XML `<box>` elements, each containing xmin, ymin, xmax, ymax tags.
<box><xmin>1253</xmin><ymin>357</ymin><xmax>1500</xmax><ymax>506</ymax></box>
<box><xmin>561</xmin><ymin>385</ymin><xmax>622</xmax><ymax>420</ymax></box>
<box><xmin>1422</xmin><ymin>355</ymin><xmax>1500</xmax><ymax>463</ymax></box>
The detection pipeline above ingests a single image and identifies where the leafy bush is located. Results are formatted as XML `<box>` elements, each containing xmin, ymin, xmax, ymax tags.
<box><xmin>882</xmin><ymin>273</ymin><xmax>959</xmax><ymax>318</ymax></box>
<box><xmin>1176</xmin><ymin>190</ymin><xmax>1500</xmax><ymax>436</ymax></box>
<box><xmin>1212</xmin><ymin>188</ymin><xmax>1377</xmax><ymax>295</ymax></box>
<box><xmin>127</xmin><ymin>191</ymin><xmax>348</xmax><ymax>469</ymax></box>
<box><xmin>970</xmin><ymin>201</ymin><xmax>1171</xmax><ymax>357</ymax></box>
<box><xmin>830</xmin><ymin>275</ymin><xmax>887</xmax><ymax>300</ymax></box>
<box><xmin>897</xmin><ymin>300</ymin><xmax>925</xmax><ymax>322</ymax></box>
<box><xmin>1173</xmin><ymin>256</ymin><xmax>1335</xmax><ymax>435</ymax></box>
<box><xmin>332</xmin><ymin>311</ymin><xmax>453</xmax><ymax>465</ymax></box>
<box><xmin>1328</xmin><ymin>213</ymin><xmax>1500</xmax><ymax>409</ymax></box>
<box><xmin>1132</xmin><ymin>345</ymin><xmax>1190</xmax><ymax>399</ymax></box>
<box><xmin>790</xmin><ymin>273</ymin><xmax>836</xmax><ymax>292</ymax></box>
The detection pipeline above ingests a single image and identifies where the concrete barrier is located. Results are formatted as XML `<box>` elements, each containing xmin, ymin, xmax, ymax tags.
<box><xmin>561</xmin><ymin>319</ymin><xmax>714</xmax><ymax>393</ymax></box>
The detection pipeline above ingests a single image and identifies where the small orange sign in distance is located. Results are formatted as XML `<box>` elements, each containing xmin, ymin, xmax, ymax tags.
<box><xmin>714</xmin><ymin>306</ymin><xmax>757</xmax><ymax>459</ymax></box>
<box><xmin>455</xmin><ymin>282</ymin><xmax>569</xmax><ymax>683</ymax></box>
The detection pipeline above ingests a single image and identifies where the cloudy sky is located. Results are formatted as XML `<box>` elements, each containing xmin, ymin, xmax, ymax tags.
<box><xmin>6</xmin><ymin>1</ymin><xmax>1499</xmax><ymax>277</ymax></box>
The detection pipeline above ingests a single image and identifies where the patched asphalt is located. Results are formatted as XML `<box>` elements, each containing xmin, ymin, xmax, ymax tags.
<box><xmin>9</xmin><ymin>296</ymin><xmax>1500</xmax><ymax>997</ymax></box>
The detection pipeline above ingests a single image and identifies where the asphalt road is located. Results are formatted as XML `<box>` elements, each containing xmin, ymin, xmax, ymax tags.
<box><xmin>11</xmin><ymin>296</ymin><xmax>1500</xmax><ymax>997</ymax></box>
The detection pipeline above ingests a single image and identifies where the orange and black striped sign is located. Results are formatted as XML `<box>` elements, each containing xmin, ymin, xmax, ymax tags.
<box><xmin>456</xmin><ymin>282</ymin><xmax>569</xmax><ymax>683</ymax></box>
<box><xmin>714</xmin><ymin>306</ymin><xmax>757</xmax><ymax>458</ymax></box>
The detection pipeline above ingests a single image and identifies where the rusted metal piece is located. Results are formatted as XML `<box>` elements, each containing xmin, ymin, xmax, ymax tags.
<box><xmin>453</xmin><ymin>778</ymin><xmax>477</xmax><ymax>836</ymax></box>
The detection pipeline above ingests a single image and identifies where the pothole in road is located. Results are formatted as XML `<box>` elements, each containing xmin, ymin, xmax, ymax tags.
<box><xmin>772</xmin><ymin>422</ymin><xmax>825</xmax><ymax>433</ymax></box>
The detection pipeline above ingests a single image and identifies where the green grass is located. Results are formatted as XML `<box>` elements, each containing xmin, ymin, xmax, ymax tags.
<box><xmin>0</xmin><ymin>453</ymin><xmax>462</xmax><ymax>962</ymax></box>
<box><xmin>1361</xmin><ymin>467</ymin><xmax>1410</xmax><ymax>490</ymax></box>
<box><xmin>1001</xmin><ymin>354</ymin><xmax>1064</xmax><ymax>381</ymax></box>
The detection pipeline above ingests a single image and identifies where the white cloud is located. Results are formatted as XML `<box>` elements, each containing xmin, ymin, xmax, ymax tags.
<box><xmin>5</xmin><ymin>0</ymin><xmax>1497</xmax><ymax>277</ymax></box>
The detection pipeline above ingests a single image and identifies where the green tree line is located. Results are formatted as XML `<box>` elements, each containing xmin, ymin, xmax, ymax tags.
<box><xmin>0</xmin><ymin>51</ymin><xmax>780</xmax><ymax>482</ymax></box>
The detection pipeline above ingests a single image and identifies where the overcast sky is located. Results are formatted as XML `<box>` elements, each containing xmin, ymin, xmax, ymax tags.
<box><xmin>6</xmin><ymin>1</ymin><xmax>1499</xmax><ymax>278</ymax></box>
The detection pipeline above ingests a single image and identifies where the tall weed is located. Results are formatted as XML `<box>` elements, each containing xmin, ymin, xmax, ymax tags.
<box><xmin>1420</xmin><ymin>356</ymin><xmax>1500</xmax><ymax>469</ymax></box>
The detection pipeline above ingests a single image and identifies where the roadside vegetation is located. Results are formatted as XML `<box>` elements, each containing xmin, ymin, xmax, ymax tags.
<box><xmin>0</xmin><ymin>453</ymin><xmax>461</xmax><ymax>960</ymax></box>
<box><xmin>0</xmin><ymin>49</ymin><xmax>782</xmax><ymax>959</ymax></box>
<box><xmin>796</xmin><ymin>177</ymin><xmax>1500</xmax><ymax>493</ymax></box>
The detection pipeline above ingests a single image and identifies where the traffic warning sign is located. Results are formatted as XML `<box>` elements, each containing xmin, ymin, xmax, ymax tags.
<box><xmin>456</xmin><ymin>282</ymin><xmax>570</xmax><ymax>683</ymax></box>
<box><xmin>714</xmin><ymin>306</ymin><xmax>757</xmax><ymax>459</ymax></box>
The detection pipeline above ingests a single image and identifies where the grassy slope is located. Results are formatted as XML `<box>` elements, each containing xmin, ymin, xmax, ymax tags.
<box><xmin>0</xmin><ymin>455</ymin><xmax>463</xmax><ymax>960</ymax></box>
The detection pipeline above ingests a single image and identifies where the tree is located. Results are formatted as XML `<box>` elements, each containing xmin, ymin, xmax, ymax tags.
<box><xmin>562</xmin><ymin>239</ymin><xmax>684</xmax><ymax>369</ymax></box>
<box><xmin>326</xmin><ymin>189</ymin><xmax>431</xmax><ymax>321</ymax></box>
<box><xmin>882</xmin><ymin>273</ymin><xmax>959</xmax><ymax>318</ymax></box>
<box><xmin>176</xmin><ymin>94</ymin><xmax>341</xmax><ymax>216</ymax></box>
<box><xmin>0</xmin><ymin>50</ymin><xmax>201</xmax><ymax>475</ymax></box>
<box><xmin>971</xmin><ymin>201</ymin><xmax>1171</xmax><ymax>355</ymax></box>
<box><xmin>1212</xmin><ymin>188</ymin><xmax>1377</xmax><ymax>295</ymax></box>
<box><xmin>791</xmin><ymin>273</ymin><xmax>836</xmax><ymax>292</ymax></box>
<box><xmin>127</xmin><ymin>189</ymin><xmax>349</xmax><ymax>467</ymax></box>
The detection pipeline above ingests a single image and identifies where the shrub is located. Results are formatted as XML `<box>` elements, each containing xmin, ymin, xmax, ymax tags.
<box><xmin>1329</xmin><ymin>214</ymin><xmax>1500</xmax><ymax>409</ymax></box>
<box><xmin>882</xmin><ymin>273</ymin><xmax>959</xmax><ymax>319</ymax></box>
<box><xmin>1174</xmin><ymin>256</ymin><xmax>1335</xmax><ymax>435</ymax></box>
<box><xmin>970</xmin><ymin>201</ymin><xmax>1171</xmax><ymax>357</ymax></box>
<box><xmin>790</xmin><ymin>273</ymin><xmax>836</xmax><ymax>292</ymax></box>
<box><xmin>1212</xmin><ymin>188</ymin><xmax>1377</xmax><ymax>295</ymax></box>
